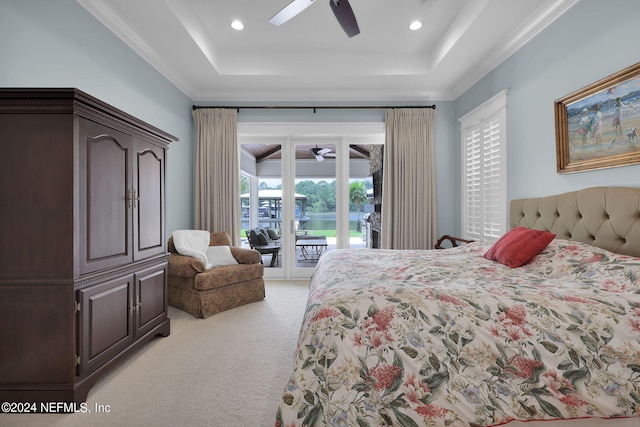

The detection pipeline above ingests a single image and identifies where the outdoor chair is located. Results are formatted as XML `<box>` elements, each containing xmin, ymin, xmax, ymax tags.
<box><xmin>246</xmin><ymin>228</ymin><xmax>281</xmax><ymax>267</ymax></box>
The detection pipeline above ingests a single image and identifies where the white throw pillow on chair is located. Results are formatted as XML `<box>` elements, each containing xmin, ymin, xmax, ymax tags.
<box><xmin>206</xmin><ymin>246</ymin><xmax>239</xmax><ymax>267</ymax></box>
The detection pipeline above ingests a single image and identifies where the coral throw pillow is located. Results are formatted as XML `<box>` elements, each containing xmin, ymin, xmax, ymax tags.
<box><xmin>484</xmin><ymin>227</ymin><xmax>555</xmax><ymax>268</ymax></box>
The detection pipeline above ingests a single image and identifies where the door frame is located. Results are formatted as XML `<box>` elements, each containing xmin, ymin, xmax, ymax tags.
<box><xmin>238</xmin><ymin>122</ymin><xmax>384</xmax><ymax>279</ymax></box>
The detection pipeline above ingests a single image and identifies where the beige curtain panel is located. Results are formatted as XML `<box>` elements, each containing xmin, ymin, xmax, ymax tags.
<box><xmin>382</xmin><ymin>108</ymin><xmax>437</xmax><ymax>250</ymax></box>
<box><xmin>192</xmin><ymin>108</ymin><xmax>240</xmax><ymax>245</ymax></box>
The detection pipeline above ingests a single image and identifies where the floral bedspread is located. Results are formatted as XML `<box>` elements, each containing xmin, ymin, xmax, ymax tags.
<box><xmin>276</xmin><ymin>240</ymin><xmax>640</xmax><ymax>427</ymax></box>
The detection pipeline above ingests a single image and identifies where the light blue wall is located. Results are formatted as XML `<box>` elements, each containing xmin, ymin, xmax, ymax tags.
<box><xmin>0</xmin><ymin>0</ymin><xmax>195</xmax><ymax>234</ymax></box>
<box><xmin>455</xmin><ymin>0</ymin><xmax>640</xmax><ymax>234</ymax></box>
<box><xmin>430</xmin><ymin>102</ymin><xmax>458</xmax><ymax>238</ymax></box>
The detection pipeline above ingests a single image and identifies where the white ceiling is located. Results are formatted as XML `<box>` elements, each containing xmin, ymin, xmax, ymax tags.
<box><xmin>76</xmin><ymin>0</ymin><xmax>579</xmax><ymax>102</ymax></box>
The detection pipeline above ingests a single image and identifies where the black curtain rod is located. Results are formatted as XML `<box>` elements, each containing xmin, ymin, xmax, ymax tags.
<box><xmin>192</xmin><ymin>105</ymin><xmax>435</xmax><ymax>111</ymax></box>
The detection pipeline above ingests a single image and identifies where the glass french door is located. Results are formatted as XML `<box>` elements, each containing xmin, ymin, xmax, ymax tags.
<box><xmin>290</xmin><ymin>141</ymin><xmax>338</xmax><ymax>276</ymax></box>
<box><xmin>239</xmin><ymin>130</ymin><xmax>379</xmax><ymax>279</ymax></box>
<box><xmin>240</xmin><ymin>143</ymin><xmax>284</xmax><ymax>277</ymax></box>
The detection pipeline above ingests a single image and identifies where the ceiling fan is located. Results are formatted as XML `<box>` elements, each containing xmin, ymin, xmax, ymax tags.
<box><xmin>269</xmin><ymin>0</ymin><xmax>360</xmax><ymax>38</ymax></box>
<box><xmin>310</xmin><ymin>146</ymin><xmax>336</xmax><ymax>161</ymax></box>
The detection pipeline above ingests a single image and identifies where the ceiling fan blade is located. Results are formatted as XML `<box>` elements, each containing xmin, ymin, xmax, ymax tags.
<box><xmin>315</xmin><ymin>154</ymin><xmax>325</xmax><ymax>161</ymax></box>
<box><xmin>269</xmin><ymin>0</ymin><xmax>316</xmax><ymax>26</ymax></box>
<box><xmin>324</xmin><ymin>152</ymin><xmax>336</xmax><ymax>157</ymax></box>
<box><xmin>318</xmin><ymin>147</ymin><xmax>332</xmax><ymax>155</ymax></box>
<box><xmin>329</xmin><ymin>0</ymin><xmax>360</xmax><ymax>37</ymax></box>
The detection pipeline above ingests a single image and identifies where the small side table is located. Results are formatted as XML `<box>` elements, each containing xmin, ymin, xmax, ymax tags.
<box><xmin>296</xmin><ymin>238</ymin><xmax>328</xmax><ymax>261</ymax></box>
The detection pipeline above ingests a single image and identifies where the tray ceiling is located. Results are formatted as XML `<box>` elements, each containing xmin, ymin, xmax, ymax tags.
<box><xmin>77</xmin><ymin>0</ymin><xmax>578</xmax><ymax>102</ymax></box>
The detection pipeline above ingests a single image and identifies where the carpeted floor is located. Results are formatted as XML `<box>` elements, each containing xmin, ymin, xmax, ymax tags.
<box><xmin>2</xmin><ymin>280</ymin><xmax>310</xmax><ymax>427</ymax></box>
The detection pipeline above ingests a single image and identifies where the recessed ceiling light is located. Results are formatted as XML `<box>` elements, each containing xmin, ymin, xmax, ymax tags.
<box><xmin>231</xmin><ymin>20</ymin><xmax>244</xmax><ymax>31</ymax></box>
<box><xmin>409</xmin><ymin>21</ymin><xmax>423</xmax><ymax>31</ymax></box>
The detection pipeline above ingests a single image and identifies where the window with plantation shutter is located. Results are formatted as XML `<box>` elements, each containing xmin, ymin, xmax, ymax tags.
<box><xmin>459</xmin><ymin>90</ymin><xmax>508</xmax><ymax>241</ymax></box>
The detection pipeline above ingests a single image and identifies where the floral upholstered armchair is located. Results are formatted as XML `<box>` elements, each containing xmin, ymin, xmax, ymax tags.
<box><xmin>167</xmin><ymin>231</ymin><xmax>265</xmax><ymax>318</ymax></box>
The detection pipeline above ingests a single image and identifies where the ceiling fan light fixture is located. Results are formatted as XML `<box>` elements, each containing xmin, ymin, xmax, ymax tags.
<box><xmin>310</xmin><ymin>145</ymin><xmax>336</xmax><ymax>161</ymax></box>
<box><xmin>269</xmin><ymin>0</ymin><xmax>315</xmax><ymax>26</ymax></box>
<box><xmin>269</xmin><ymin>0</ymin><xmax>358</xmax><ymax>37</ymax></box>
<box><xmin>329</xmin><ymin>0</ymin><xmax>360</xmax><ymax>37</ymax></box>
<box><xmin>409</xmin><ymin>20</ymin><xmax>423</xmax><ymax>31</ymax></box>
<box><xmin>231</xmin><ymin>20</ymin><xmax>244</xmax><ymax>31</ymax></box>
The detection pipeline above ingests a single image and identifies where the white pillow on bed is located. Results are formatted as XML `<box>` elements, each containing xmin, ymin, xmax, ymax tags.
<box><xmin>205</xmin><ymin>246</ymin><xmax>238</xmax><ymax>267</ymax></box>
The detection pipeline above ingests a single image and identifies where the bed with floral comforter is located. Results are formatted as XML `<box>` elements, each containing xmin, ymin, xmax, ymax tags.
<box><xmin>276</xmin><ymin>240</ymin><xmax>640</xmax><ymax>427</ymax></box>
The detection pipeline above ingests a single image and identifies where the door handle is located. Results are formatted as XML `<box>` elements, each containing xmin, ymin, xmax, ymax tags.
<box><xmin>126</xmin><ymin>189</ymin><xmax>140</xmax><ymax>208</ymax></box>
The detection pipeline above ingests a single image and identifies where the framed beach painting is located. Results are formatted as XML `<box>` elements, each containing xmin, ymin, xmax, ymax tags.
<box><xmin>555</xmin><ymin>61</ymin><xmax>640</xmax><ymax>173</ymax></box>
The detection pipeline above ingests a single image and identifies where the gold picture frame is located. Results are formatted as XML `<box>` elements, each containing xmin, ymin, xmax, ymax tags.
<box><xmin>555</xmin><ymin>62</ymin><xmax>640</xmax><ymax>173</ymax></box>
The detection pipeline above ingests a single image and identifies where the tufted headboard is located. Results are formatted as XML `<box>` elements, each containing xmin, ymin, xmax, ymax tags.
<box><xmin>510</xmin><ymin>187</ymin><xmax>640</xmax><ymax>258</ymax></box>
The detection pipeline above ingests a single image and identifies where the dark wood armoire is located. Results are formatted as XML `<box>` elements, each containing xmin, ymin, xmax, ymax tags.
<box><xmin>0</xmin><ymin>88</ymin><xmax>177</xmax><ymax>407</ymax></box>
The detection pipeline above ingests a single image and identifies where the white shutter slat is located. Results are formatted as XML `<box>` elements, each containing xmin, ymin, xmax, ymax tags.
<box><xmin>460</xmin><ymin>91</ymin><xmax>507</xmax><ymax>241</ymax></box>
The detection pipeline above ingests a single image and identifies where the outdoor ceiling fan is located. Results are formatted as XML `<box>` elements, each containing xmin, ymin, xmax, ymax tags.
<box><xmin>269</xmin><ymin>0</ymin><xmax>360</xmax><ymax>38</ymax></box>
<box><xmin>310</xmin><ymin>146</ymin><xmax>336</xmax><ymax>161</ymax></box>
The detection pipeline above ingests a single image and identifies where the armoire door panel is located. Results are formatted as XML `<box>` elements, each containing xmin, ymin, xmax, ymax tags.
<box><xmin>79</xmin><ymin>275</ymin><xmax>134</xmax><ymax>375</ymax></box>
<box><xmin>134</xmin><ymin>140</ymin><xmax>165</xmax><ymax>260</ymax></box>
<box><xmin>135</xmin><ymin>264</ymin><xmax>167</xmax><ymax>337</ymax></box>
<box><xmin>79</xmin><ymin>118</ymin><xmax>133</xmax><ymax>274</ymax></box>
<box><xmin>88</xmin><ymin>136</ymin><xmax>128</xmax><ymax>259</ymax></box>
